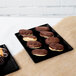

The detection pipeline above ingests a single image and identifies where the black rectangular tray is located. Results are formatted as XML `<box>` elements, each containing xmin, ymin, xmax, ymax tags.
<box><xmin>15</xmin><ymin>24</ymin><xmax>73</xmax><ymax>63</ymax></box>
<box><xmin>0</xmin><ymin>44</ymin><xmax>19</xmax><ymax>76</ymax></box>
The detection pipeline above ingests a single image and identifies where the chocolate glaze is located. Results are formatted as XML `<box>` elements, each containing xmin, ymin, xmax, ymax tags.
<box><xmin>49</xmin><ymin>43</ymin><xmax>64</xmax><ymax>50</ymax></box>
<box><xmin>27</xmin><ymin>41</ymin><xmax>42</xmax><ymax>48</ymax></box>
<box><xmin>35</xmin><ymin>26</ymin><xmax>50</xmax><ymax>31</ymax></box>
<box><xmin>40</xmin><ymin>31</ymin><xmax>54</xmax><ymax>38</ymax></box>
<box><xmin>32</xmin><ymin>49</ymin><xmax>48</xmax><ymax>56</ymax></box>
<box><xmin>45</xmin><ymin>37</ymin><xmax>60</xmax><ymax>44</ymax></box>
<box><xmin>19</xmin><ymin>29</ymin><xmax>33</xmax><ymax>36</ymax></box>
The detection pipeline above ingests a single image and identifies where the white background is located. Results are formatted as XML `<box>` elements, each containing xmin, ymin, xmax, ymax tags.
<box><xmin>0</xmin><ymin>0</ymin><xmax>76</xmax><ymax>17</ymax></box>
<box><xmin>0</xmin><ymin>17</ymin><xmax>62</xmax><ymax>56</ymax></box>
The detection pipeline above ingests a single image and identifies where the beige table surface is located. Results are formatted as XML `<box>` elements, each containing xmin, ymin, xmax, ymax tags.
<box><xmin>8</xmin><ymin>16</ymin><xmax>76</xmax><ymax>76</ymax></box>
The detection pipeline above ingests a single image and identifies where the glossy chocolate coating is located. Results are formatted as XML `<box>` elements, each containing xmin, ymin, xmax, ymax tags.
<box><xmin>49</xmin><ymin>43</ymin><xmax>64</xmax><ymax>50</ymax></box>
<box><xmin>32</xmin><ymin>49</ymin><xmax>48</xmax><ymax>56</ymax></box>
<box><xmin>45</xmin><ymin>37</ymin><xmax>60</xmax><ymax>44</ymax></box>
<box><xmin>19</xmin><ymin>29</ymin><xmax>33</xmax><ymax>36</ymax></box>
<box><xmin>35</xmin><ymin>26</ymin><xmax>50</xmax><ymax>31</ymax></box>
<box><xmin>27</xmin><ymin>41</ymin><xmax>42</xmax><ymax>48</ymax></box>
<box><xmin>40</xmin><ymin>31</ymin><xmax>54</xmax><ymax>38</ymax></box>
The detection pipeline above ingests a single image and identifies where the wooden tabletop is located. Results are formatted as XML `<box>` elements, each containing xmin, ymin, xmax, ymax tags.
<box><xmin>8</xmin><ymin>16</ymin><xmax>76</xmax><ymax>76</ymax></box>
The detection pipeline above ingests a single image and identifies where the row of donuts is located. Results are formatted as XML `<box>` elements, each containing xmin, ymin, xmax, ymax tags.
<box><xmin>35</xmin><ymin>26</ymin><xmax>64</xmax><ymax>52</ymax></box>
<box><xmin>19</xmin><ymin>26</ymin><xmax>64</xmax><ymax>56</ymax></box>
<box><xmin>19</xmin><ymin>28</ymin><xmax>48</xmax><ymax>56</ymax></box>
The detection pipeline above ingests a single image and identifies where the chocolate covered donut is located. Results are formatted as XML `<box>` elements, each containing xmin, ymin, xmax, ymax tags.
<box><xmin>19</xmin><ymin>29</ymin><xmax>33</xmax><ymax>36</ymax></box>
<box><xmin>32</xmin><ymin>49</ymin><xmax>48</xmax><ymax>56</ymax></box>
<box><xmin>35</xmin><ymin>26</ymin><xmax>50</xmax><ymax>31</ymax></box>
<box><xmin>45</xmin><ymin>37</ymin><xmax>60</xmax><ymax>44</ymax></box>
<box><xmin>23</xmin><ymin>35</ymin><xmax>37</xmax><ymax>41</ymax></box>
<box><xmin>27</xmin><ymin>41</ymin><xmax>42</xmax><ymax>48</ymax></box>
<box><xmin>49</xmin><ymin>43</ymin><xmax>64</xmax><ymax>51</ymax></box>
<box><xmin>40</xmin><ymin>31</ymin><xmax>54</xmax><ymax>38</ymax></box>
